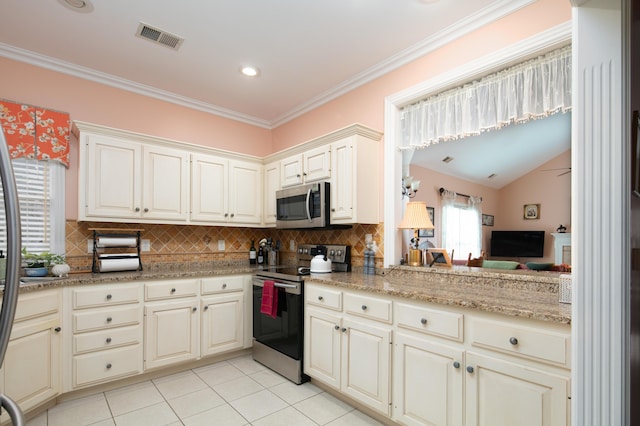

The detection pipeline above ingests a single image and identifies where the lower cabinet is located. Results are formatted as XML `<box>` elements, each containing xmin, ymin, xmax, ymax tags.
<box><xmin>0</xmin><ymin>290</ymin><xmax>61</xmax><ymax>422</ymax></box>
<box><xmin>304</xmin><ymin>288</ymin><xmax>392</xmax><ymax>416</ymax></box>
<box><xmin>201</xmin><ymin>293</ymin><xmax>244</xmax><ymax>356</ymax></box>
<box><xmin>144</xmin><ymin>298</ymin><xmax>199</xmax><ymax>370</ymax></box>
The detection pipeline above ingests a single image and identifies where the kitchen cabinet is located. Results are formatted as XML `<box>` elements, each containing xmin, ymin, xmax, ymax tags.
<box><xmin>81</xmin><ymin>132</ymin><xmax>189</xmax><ymax>222</ymax></box>
<box><xmin>200</xmin><ymin>276</ymin><xmax>245</xmax><ymax>356</ymax></box>
<box><xmin>191</xmin><ymin>153</ymin><xmax>263</xmax><ymax>225</ymax></box>
<box><xmin>144</xmin><ymin>279</ymin><xmax>200</xmax><ymax>370</ymax></box>
<box><xmin>0</xmin><ymin>290</ymin><xmax>61</xmax><ymax>422</ymax></box>
<box><xmin>304</xmin><ymin>284</ymin><xmax>392</xmax><ymax>415</ymax></box>
<box><xmin>64</xmin><ymin>283</ymin><xmax>143</xmax><ymax>391</ymax></box>
<box><xmin>263</xmin><ymin>160</ymin><xmax>280</xmax><ymax>226</ymax></box>
<box><xmin>280</xmin><ymin>145</ymin><xmax>331</xmax><ymax>187</ymax></box>
<box><xmin>330</xmin><ymin>134</ymin><xmax>379</xmax><ymax>224</ymax></box>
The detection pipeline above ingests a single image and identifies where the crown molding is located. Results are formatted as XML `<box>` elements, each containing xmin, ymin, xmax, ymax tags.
<box><xmin>0</xmin><ymin>43</ymin><xmax>272</xmax><ymax>129</ymax></box>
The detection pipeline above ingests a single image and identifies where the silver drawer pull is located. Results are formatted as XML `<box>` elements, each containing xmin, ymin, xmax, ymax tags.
<box><xmin>106</xmin><ymin>317</ymin><xmax>112</xmax><ymax>322</ymax></box>
<box><xmin>318</xmin><ymin>296</ymin><xmax>324</xmax><ymax>301</ymax></box>
<box><xmin>54</xmin><ymin>327</ymin><xmax>61</xmax><ymax>333</ymax></box>
<box><xmin>466</xmin><ymin>366</ymin><xmax>474</xmax><ymax>374</ymax></box>
<box><xmin>334</xmin><ymin>325</ymin><xmax>340</xmax><ymax>330</ymax></box>
<box><xmin>509</xmin><ymin>337</ymin><xmax>518</xmax><ymax>345</ymax></box>
<box><xmin>222</xmin><ymin>283</ymin><xmax>227</xmax><ymax>289</ymax></box>
<box><xmin>192</xmin><ymin>307</ymin><xmax>197</xmax><ymax>312</ymax></box>
<box><xmin>361</xmin><ymin>305</ymin><xmax>367</xmax><ymax>311</ymax></box>
<box><xmin>106</xmin><ymin>363</ymin><xmax>112</xmax><ymax>369</ymax></box>
<box><xmin>341</xmin><ymin>327</ymin><xmax>347</xmax><ymax>333</ymax></box>
<box><xmin>204</xmin><ymin>305</ymin><xmax>209</xmax><ymax>311</ymax></box>
<box><xmin>420</xmin><ymin>318</ymin><xmax>427</xmax><ymax>325</ymax></box>
<box><xmin>106</xmin><ymin>337</ymin><xmax>112</xmax><ymax>343</ymax></box>
<box><xmin>170</xmin><ymin>288</ymin><xmax>176</xmax><ymax>293</ymax></box>
<box><xmin>106</xmin><ymin>294</ymin><xmax>112</xmax><ymax>300</ymax></box>
<box><xmin>453</xmin><ymin>361</ymin><xmax>460</xmax><ymax>369</ymax></box>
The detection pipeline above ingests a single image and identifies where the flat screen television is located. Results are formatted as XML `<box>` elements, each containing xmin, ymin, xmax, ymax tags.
<box><xmin>490</xmin><ymin>230</ymin><xmax>545</xmax><ymax>258</ymax></box>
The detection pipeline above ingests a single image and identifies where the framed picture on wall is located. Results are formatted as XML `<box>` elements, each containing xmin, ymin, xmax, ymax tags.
<box><xmin>482</xmin><ymin>214</ymin><xmax>494</xmax><ymax>226</ymax></box>
<box><xmin>523</xmin><ymin>203</ymin><xmax>540</xmax><ymax>220</ymax></box>
<box><xmin>419</xmin><ymin>207</ymin><xmax>435</xmax><ymax>237</ymax></box>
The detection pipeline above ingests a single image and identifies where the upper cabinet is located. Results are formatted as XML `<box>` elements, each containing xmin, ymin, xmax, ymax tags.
<box><xmin>81</xmin><ymin>131</ymin><xmax>188</xmax><ymax>222</ymax></box>
<box><xmin>281</xmin><ymin>145</ymin><xmax>331</xmax><ymax>187</ymax></box>
<box><xmin>190</xmin><ymin>154</ymin><xmax>262</xmax><ymax>226</ymax></box>
<box><xmin>263</xmin><ymin>160</ymin><xmax>280</xmax><ymax>227</ymax></box>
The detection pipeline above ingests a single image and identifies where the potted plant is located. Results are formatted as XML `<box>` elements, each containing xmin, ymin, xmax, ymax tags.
<box><xmin>50</xmin><ymin>254</ymin><xmax>70</xmax><ymax>277</ymax></box>
<box><xmin>21</xmin><ymin>248</ymin><xmax>52</xmax><ymax>277</ymax></box>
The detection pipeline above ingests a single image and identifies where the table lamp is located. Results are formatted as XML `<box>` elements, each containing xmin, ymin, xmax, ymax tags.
<box><xmin>398</xmin><ymin>201</ymin><xmax>434</xmax><ymax>266</ymax></box>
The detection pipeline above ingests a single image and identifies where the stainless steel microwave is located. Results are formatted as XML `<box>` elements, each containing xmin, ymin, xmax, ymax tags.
<box><xmin>276</xmin><ymin>182</ymin><xmax>330</xmax><ymax>229</ymax></box>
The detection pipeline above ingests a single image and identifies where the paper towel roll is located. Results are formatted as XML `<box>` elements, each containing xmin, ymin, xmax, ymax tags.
<box><xmin>99</xmin><ymin>257</ymin><xmax>140</xmax><ymax>272</ymax></box>
<box><xmin>96</xmin><ymin>237</ymin><xmax>137</xmax><ymax>248</ymax></box>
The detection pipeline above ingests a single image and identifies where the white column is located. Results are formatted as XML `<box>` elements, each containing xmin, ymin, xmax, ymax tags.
<box><xmin>571</xmin><ymin>1</ymin><xmax>629</xmax><ymax>425</ymax></box>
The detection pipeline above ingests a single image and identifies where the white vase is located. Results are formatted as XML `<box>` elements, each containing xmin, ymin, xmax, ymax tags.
<box><xmin>51</xmin><ymin>263</ymin><xmax>70</xmax><ymax>277</ymax></box>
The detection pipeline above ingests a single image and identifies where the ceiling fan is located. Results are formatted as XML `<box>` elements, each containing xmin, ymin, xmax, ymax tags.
<box><xmin>541</xmin><ymin>167</ymin><xmax>571</xmax><ymax>176</ymax></box>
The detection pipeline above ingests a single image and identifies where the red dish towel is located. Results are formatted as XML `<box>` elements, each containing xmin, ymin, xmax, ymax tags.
<box><xmin>260</xmin><ymin>280</ymin><xmax>278</xmax><ymax>318</ymax></box>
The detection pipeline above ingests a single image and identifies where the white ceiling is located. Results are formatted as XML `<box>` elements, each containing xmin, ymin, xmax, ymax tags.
<box><xmin>0</xmin><ymin>0</ymin><xmax>566</xmax><ymax>186</ymax></box>
<box><xmin>409</xmin><ymin>112</ymin><xmax>571</xmax><ymax>189</ymax></box>
<box><xmin>0</xmin><ymin>0</ymin><xmax>531</xmax><ymax>128</ymax></box>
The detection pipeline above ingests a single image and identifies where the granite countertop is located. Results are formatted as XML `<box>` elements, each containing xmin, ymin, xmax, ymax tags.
<box><xmin>305</xmin><ymin>265</ymin><xmax>572</xmax><ymax>324</ymax></box>
<box><xmin>9</xmin><ymin>263</ymin><xmax>572</xmax><ymax>324</ymax></box>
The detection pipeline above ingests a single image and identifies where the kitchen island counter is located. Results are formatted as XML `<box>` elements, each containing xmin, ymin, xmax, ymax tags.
<box><xmin>305</xmin><ymin>265</ymin><xmax>571</xmax><ymax>324</ymax></box>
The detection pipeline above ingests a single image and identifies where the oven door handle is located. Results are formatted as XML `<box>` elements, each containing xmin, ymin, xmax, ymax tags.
<box><xmin>274</xmin><ymin>282</ymin><xmax>297</xmax><ymax>289</ymax></box>
<box><xmin>305</xmin><ymin>187</ymin><xmax>312</xmax><ymax>222</ymax></box>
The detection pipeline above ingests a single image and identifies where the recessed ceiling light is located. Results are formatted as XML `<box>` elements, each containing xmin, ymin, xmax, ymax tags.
<box><xmin>57</xmin><ymin>0</ymin><xmax>94</xmax><ymax>12</ymax></box>
<box><xmin>240</xmin><ymin>66</ymin><xmax>260</xmax><ymax>77</ymax></box>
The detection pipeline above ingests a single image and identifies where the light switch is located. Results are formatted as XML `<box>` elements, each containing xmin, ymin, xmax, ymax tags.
<box><xmin>218</xmin><ymin>240</ymin><xmax>225</xmax><ymax>251</ymax></box>
<box><xmin>290</xmin><ymin>240</ymin><xmax>295</xmax><ymax>251</ymax></box>
<box><xmin>141</xmin><ymin>239</ymin><xmax>151</xmax><ymax>252</ymax></box>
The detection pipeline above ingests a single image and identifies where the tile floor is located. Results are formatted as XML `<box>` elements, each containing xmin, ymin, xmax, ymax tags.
<box><xmin>26</xmin><ymin>355</ymin><xmax>386</xmax><ymax>426</ymax></box>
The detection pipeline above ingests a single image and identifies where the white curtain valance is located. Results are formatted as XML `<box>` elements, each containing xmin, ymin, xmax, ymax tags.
<box><xmin>400</xmin><ymin>45</ymin><xmax>572</xmax><ymax>149</ymax></box>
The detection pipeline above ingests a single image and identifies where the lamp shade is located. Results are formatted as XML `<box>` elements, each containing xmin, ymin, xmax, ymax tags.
<box><xmin>398</xmin><ymin>201</ymin><xmax>434</xmax><ymax>230</ymax></box>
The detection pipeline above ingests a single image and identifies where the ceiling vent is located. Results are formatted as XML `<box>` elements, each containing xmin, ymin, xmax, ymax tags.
<box><xmin>135</xmin><ymin>23</ymin><xmax>184</xmax><ymax>50</ymax></box>
<box><xmin>442</xmin><ymin>156</ymin><xmax>454</xmax><ymax>164</ymax></box>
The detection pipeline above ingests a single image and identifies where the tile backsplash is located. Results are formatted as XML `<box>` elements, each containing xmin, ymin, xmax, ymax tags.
<box><xmin>66</xmin><ymin>221</ymin><xmax>384</xmax><ymax>272</ymax></box>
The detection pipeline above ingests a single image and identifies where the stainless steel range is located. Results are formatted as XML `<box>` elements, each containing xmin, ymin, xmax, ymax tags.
<box><xmin>252</xmin><ymin>244</ymin><xmax>351</xmax><ymax>384</ymax></box>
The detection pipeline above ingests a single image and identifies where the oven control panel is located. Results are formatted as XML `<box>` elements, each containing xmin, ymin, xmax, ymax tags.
<box><xmin>297</xmin><ymin>244</ymin><xmax>351</xmax><ymax>271</ymax></box>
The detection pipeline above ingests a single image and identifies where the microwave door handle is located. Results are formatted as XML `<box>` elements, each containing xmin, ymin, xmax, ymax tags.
<box><xmin>305</xmin><ymin>187</ymin><xmax>312</xmax><ymax>222</ymax></box>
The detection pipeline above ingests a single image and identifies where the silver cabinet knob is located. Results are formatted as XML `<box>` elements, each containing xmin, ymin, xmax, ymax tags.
<box><xmin>361</xmin><ymin>305</ymin><xmax>367</xmax><ymax>310</ymax></box>
<box><xmin>192</xmin><ymin>307</ymin><xmax>197</xmax><ymax>312</ymax></box>
<box><xmin>54</xmin><ymin>327</ymin><xmax>61</xmax><ymax>333</ymax></box>
<box><xmin>331</xmin><ymin>208</ymin><xmax>336</xmax><ymax>212</ymax></box>
<box><xmin>171</xmin><ymin>288</ymin><xmax>176</xmax><ymax>293</ymax></box>
<box><xmin>466</xmin><ymin>366</ymin><xmax>474</xmax><ymax>373</ymax></box>
<box><xmin>230</xmin><ymin>213</ymin><xmax>235</xmax><ymax>218</ymax></box>
<box><xmin>143</xmin><ymin>208</ymin><xmax>149</xmax><ymax>213</ymax></box>
<box><xmin>334</xmin><ymin>325</ymin><xmax>340</xmax><ymax>330</ymax></box>
<box><xmin>453</xmin><ymin>361</ymin><xmax>460</xmax><ymax>369</ymax></box>
<box><xmin>106</xmin><ymin>363</ymin><xmax>112</xmax><ymax>369</ymax></box>
<box><xmin>106</xmin><ymin>294</ymin><xmax>112</xmax><ymax>300</ymax></box>
<box><xmin>106</xmin><ymin>317</ymin><xmax>112</xmax><ymax>322</ymax></box>
<box><xmin>224</xmin><ymin>213</ymin><xmax>229</xmax><ymax>217</ymax></box>
<box><xmin>420</xmin><ymin>318</ymin><xmax>427</xmax><ymax>325</ymax></box>
<box><xmin>106</xmin><ymin>337</ymin><xmax>112</xmax><ymax>343</ymax></box>
<box><xmin>222</xmin><ymin>283</ymin><xmax>227</xmax><ymax>289</ymax></box>
<box><xmin>341</xmin><ymin>327</ymin><xmax>347</xmax><ymax>333</ymax></box>
<box><xmin>509</xmin><ymin>337</ymin><xmax>518</xmax><ymax>345</ymax></box>
<box><xmin>318</xmin><ymin>296</ymin><xmax>324</xmax><ymax>301</ymax></box>
<box><xmin>204</xmin><ymin>305</ymin><xmax>209</xmax><ymax>310</ymax></box>
<box><xmin>135</xmin><ymin>207</ymin><xmax>140</xmax><ymax>212</ymax></box>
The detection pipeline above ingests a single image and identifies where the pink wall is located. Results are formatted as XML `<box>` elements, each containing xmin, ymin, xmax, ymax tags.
<box><xmin>411</xmin><ymin>150</ymin><xmax>571</xmax><ymax>263</ymax></box>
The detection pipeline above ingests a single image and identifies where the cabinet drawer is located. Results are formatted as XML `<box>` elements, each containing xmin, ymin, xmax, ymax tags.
<box><xmin>73</xmin><ymin>325</ymin><xmax>141</xmax><ymax>355</ymax></box>
<box><xmin>201</xmin><ymin>276</ymin><xmax>244</xmax><ymax>294</ymax></box>
<box><xmin>14</xmin><ymin>290</ymin><xmax>59</xmax><ymax>322</ymax></box>
<box><xmin>72</xmin><ymin>284</ymin><xmax>141</xmax><ymax>309</ymax></box>
<box><xmin>73</xmin><ymin>344</ymin><xmax>142</xmax><ymax>388</ymax></box>
<box><xmin>469</xmin><ymin>318</ymin><xmax>570</xmax><ymax>367</ymax></box>
<box><xmin>73</xmin><ymin>305</ymin><xmax>141</xmax><ymax>333</ymax></box>
<box><xmin>344</xmin><ymin>292</ymin><xmax>392</xmax><ymax>324</ymax></box>
<box><xmin>145</xmin><ymin>279</ymin><xmax>199</xmax><ymax>301</ymax></box>
<box><xmin>306</xmin><ymin>285</ymin><xmax>342</xmax><ymax>311</ymax></box>
<box><xmin>396</xmin><ymin>302</ymin><xmax>463</xmax><ymax>342</ymax></box>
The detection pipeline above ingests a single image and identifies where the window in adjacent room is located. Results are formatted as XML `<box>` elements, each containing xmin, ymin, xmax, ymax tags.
<box><xmin>0</xmin><ymin>158</ymin><xmax>65</xmax><ymax>254</ymax></box>
<box><xmin>441</xmin><ymin>191</ymin><xmax>482</xmax><ymax>259</ymax></box>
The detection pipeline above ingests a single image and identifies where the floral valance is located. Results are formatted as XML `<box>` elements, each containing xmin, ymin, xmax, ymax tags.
<box><xmin>400</xmin><ymin>45</ymin><xmax>572</xmax><ymax>149</ymax></box>
<box><xmin>0</xmin><ymin>99</ymin><xmax>70</xmax><ymax>167</ymax></box>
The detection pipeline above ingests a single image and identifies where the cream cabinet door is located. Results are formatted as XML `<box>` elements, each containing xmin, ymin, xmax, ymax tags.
<box><xmin>201</xmin><ymin>293</ymin><xmax>244</xmax><ymax>357</ymax></box>
<box><xmin>281</xmin><ymin>154</ymin><xmax>304</xmax><ymax>187</ymax></box>
<box><xmin>191</xmin><ymin>153</ymin><xmax>228</xmax><ymax>222</ymax></box>
<box><xmin>85</xmin><ymin>134</ymin><xmax>142</xmax><ymax>218</ymax></box>
<box><xmin>229</xmin><ymin>160</ymin><xmax>262</xmax><ymax>224</ymax></box>
<box><xmin>2</xmin><ymin>317</ymin><xmax>61</xmax><ymax>416</ymax></box>
<box><xmin>393</xmin><ymin>332</ymin><xmax>463</xmax><ymax>426</ymax></box>
<box><xmin>142</xmin><ymin>145</ymin><xmax>189</xmax><ymax>221</ymax></box>
<box><xmin>330</xmin><ymin>140</ymin><xmax>354</xmax><ymax>222</ymax></box>
<box><xmin>303</xmin><ymin>146</ymin><xmax>331</xmax><ymax>183</ymax></box>
<box><xmin>341</xmin><ymin>317</ymin><xmax>391</xmax><ymax>416</ymax></box>
<box><xmin>144</xmin><ymin>299</ymin><xmax>199</xmax><ymax>370</ymax></box>
<box><xmin>304</xmin><ymin>307</ymin><xmax>341</xmax><ymax>389</ymax></box>
<box><xmin>465</xmin><ymin>352</ymin><xmax>569</xmax><ymax>426</ymax></box>
<box><xmin>263</xmin><ymin>161</ymin><xmax>280</xmax><ymax>226</ymax></box>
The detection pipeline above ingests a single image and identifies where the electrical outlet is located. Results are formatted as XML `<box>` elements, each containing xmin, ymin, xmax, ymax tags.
<box><xmin>87</xmin><ymin>239</ymin><xmax>93</xmax><ymax>253</ymax></box>
<box><xmin>141</xmin><ymin>239</ymin><xmax>151</xmax><ymax>252</ymax></box>
<box><xmin>290</xmin><ymin>240</ymin><xmax>295</xmax><ymax>251</ymax></box>
<box><xmin>218</xmin><ymin>240</ymin><xmax>225</xmax><ymax>251</ymax></box>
